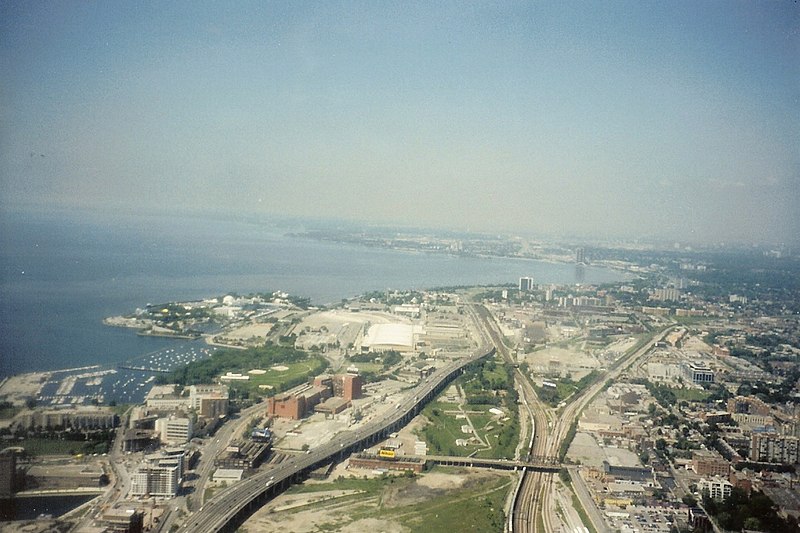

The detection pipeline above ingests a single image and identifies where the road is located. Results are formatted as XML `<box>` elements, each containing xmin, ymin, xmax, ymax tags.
<box><xmin>545</xmin><ymin>326</ymin><xmax>674</xmax><ymax>533</ymax></box>
<box><xmin>189</xmin><ymin>401</ymin><xmax>270</xmax><ymax>511</ymax></box>
<box><xmin>183</xmin><ymin>323</ymin><xmax>495</xmax><ymax>532</ymax></box>
<box><xmin>477</xmin><ymin>297</ymin><xmax>673</xmax><ymax>533</ymax></box>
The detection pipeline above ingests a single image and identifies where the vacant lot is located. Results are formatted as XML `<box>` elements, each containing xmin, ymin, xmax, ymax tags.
<box><xmin>241</xmin><ymin>467</ymin><xmax>512</xmax><ymax>533</ymax></box>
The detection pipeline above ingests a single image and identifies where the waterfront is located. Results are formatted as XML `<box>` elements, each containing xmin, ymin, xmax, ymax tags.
<box><xmin>0</xmin><ymin>209</ymin><xmax>627</xmax><ymax>378</ymax></box>
<box><xmin>0</xmin><ymin>494</ymin><xmax>95</xmax><ymax>521</ymax></box>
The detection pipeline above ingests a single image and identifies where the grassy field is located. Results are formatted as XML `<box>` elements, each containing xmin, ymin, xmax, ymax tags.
<box><xmin>11</xmin><ymin>438</ymin><xmax>92</xmax><ymax>456</ymax></box>
<box><xmin>671</xmin><ymin>387</ymin><xmax>710</xmax><ymax>402</ymax></box>
<box><xmin>417</xmin><ymin>400</ymin><xmax>517</xmax><ymax>459</ymax></box>
<box><xmin>416</xmin><ymin>357</ymin><xmax>519</xmax><ymax>460</ymax></box>
<box><xmin>226</xmin><ymin>357</ymin><xmax>328</xmax><ymax>397</ymax></box>
<box><xmin>254</xmin><ymin>470</ymin><xmax>511</xmax><ymax>532</ymax></box>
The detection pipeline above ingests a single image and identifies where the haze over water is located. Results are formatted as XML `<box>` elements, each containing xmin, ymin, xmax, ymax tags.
<box><xmin>0</xmin><ymin>209</ymin><xmax>625</xmax><ymax>377</ymax></box>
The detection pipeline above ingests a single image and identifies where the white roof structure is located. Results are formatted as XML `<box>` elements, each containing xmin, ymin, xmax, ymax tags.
<box><xmin>361</xmin><ymin>323</ymin><xmax>422</xmax><ymax>352</ymax></box>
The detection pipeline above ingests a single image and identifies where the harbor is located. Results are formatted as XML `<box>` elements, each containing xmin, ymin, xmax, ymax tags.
<box><xmin>0</xmin><ymin>342</ymin><xmax>217</xmax><ymax>409</ymax></box>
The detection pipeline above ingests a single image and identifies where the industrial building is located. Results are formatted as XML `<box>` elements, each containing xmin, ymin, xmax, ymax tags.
<box><xmin>267</xmin><ymin>372</ymin><xmax>363</xmax><ymax>420</ymax></box>
<box><xmin>214</xmin><ymin>440</ymin><xmax>270</xmax><ymax>470</ymax></box>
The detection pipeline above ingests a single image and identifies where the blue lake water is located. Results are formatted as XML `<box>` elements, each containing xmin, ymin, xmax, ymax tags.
<box><xmin>0</xmin><ymin>209</ymin><xmax>626</xmax><ymax>379</ymax></box>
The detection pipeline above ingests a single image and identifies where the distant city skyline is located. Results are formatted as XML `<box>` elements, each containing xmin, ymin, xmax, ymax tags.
<box><xmin>1</xmin><ymin>2</ymin><xmax>797</xmax><ymax>245</ymax></box>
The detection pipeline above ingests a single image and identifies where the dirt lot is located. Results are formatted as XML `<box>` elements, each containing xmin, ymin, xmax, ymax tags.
<box><xmin>241</xmin><ymin>467</ymin><xmax>512</xmax><ymax>533</ymax></box>
<box><xmin>524</xmin><ymin>345</ymin><xmax>600</xmax><ymax>378</ymax></box>
<box><xmin>0</xmin><ymin>372</ymin><xmax>49</xmax><ymax>406</ymax></box>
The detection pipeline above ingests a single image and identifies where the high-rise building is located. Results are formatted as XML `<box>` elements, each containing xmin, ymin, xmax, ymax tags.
<box><xmin>0</xmin><ymin>453</ymin><xmax>15</xmax><ymax>499</ymax></box>
<box><xmin>519</xmin><ymin>277</ymin><xmax>534</xmax><ymax>292</ymax></box>
<box><xmin>130</xmin><ymin>457</ymin><xmax>183</xmax><ymax>498</ymax></box>
<box><xmin>342</xmin><ymin>373</ymin><xmax>363</xmax><ymax>401</ymax></box>
<box><xmin>576</xmin><ymin>247</ymin><xmax>586</xmax><ymax>264</ymax></box>
<box><xmin>750</xmin><ymin>434</ymin><xmax>799</xmax><ymax>464</ymax></box>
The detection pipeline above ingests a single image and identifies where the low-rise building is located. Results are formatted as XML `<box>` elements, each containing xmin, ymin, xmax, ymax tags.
<box><xmin>698</xmin><ymin>476</ymin><xmax>733</xmax><ymax>501</ymax></box>
<box><xmin>691</xmin><ymin>450</ymin><xmax>730</xmax><ymax>477</ymax></box>
<box><xmin>17</xmin><ymin>407</ymin><xmax>118</xmax><ymax>430</ymax></box>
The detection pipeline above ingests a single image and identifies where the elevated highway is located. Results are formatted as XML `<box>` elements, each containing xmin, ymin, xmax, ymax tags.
<box><xmin>184</xmin><ymin>342</ymin><xmax>495</xmax><ymax>532</ymax></box>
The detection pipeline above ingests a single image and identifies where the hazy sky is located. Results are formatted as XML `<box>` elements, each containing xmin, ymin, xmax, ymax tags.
<box><xmin>1</xmin><ymin>2</ymin><xmax>798</xmax><ymax>244</ymax></box>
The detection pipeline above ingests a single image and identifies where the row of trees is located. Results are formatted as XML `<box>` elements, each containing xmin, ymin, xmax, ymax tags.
<box><xmin>703</xmin><ymin>487</ymin><xmax>798</xmax><ymax>532</ymax></box>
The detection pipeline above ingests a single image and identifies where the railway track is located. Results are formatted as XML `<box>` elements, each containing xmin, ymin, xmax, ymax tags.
<box><xmin>472</xmin><ymin>303</ymin><xmax>674</xmax><ymax>533</ymax></box>
<box><xmin>469</xmin><ymin>304</ymin><xmax>551</xmax><ymax>533</ymax></box>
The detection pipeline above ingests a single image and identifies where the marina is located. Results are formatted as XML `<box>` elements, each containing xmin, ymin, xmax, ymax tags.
<box><xmin>31</xmin><ymin>342</ymin><xmax>217</xmax><ymax>407</ymax></box>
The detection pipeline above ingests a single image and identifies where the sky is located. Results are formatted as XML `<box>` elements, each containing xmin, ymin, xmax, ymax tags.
<box><xmin>1</xmin><ymin>1</ymin><xmax>798</xmax><ymax>245</ymax></box>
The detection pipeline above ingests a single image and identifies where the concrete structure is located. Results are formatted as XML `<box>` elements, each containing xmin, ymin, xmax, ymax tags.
<box><xmin>652</xmin><ymin>288</ymin><xmax>681</xmax><ymax>302</ymax></box>
<box><xmin>155</xmin><ymin>414</ymin><xmax>193</xmax><ymax>445</ymax></box>
<box><xmin>214</xmin><ymin>441</ymin><xmax>270</xmax><ymax>470</ymax></box>
<box><xmin>314</xmin><ymin>397</ymin><xmax>350</xmax><ymax>415</ymax></box>
<box><xmin>99</xmin><ymin>509</ymin><xmax>144</xmax><ymax>533</ymax></box>
<box><xmin>212</xmin><ymin>468</ymin><xmax>244</xmax><ymax>483</ymax></box>
<box><xmin>123</xmin><ymin>428</ymin><xmax>157</xmax><ymax>452</ymax></box>
<box><xmin>750</xmin><ymin>434</ymin><xmax>799</xmax><ymax>464</ymax></box>
<box><xmin>698</xmin><ymin>476</ymin><xmax>733</xmax><ymax>501</ymax></box>
<box><xmin>189</xmin><ymin>384</ymin><xmax>229</xmax><ymax>418</ymax></box>
<box><xmin>145</xmin><ymin>385</ymin><xmax>190</xmax><ymax>411</ymax></box>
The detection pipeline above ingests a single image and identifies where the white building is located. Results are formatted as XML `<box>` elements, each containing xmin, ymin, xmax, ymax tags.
<box><xmin>155</xmin><ymin>415</ymin><xmax>193</xmax><ymax>445</ymax></box>
<box><xmin>130</xmin><ymin>464</ymin><xmax>180</xmax><ymax>498</ymax></box>
<box><xmin>698</xmin><ymin>476</ymin><xmax>733</xmax><ymax>501</ymax></box>
<box><xmin>360</xmin><ymin>323</ymin><xmax>422</xmax><ymax>353</ymax></box>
